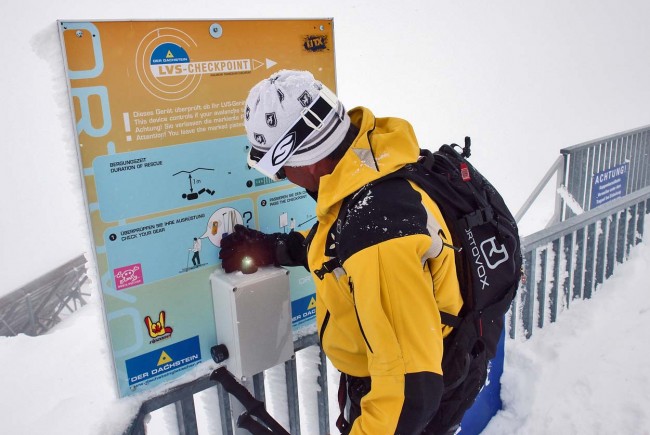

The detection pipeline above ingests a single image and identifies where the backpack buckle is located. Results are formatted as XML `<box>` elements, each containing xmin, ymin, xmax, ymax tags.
<box><xmin>462</xmin><ymin>206</ymin><xmax>494</xmax><ymax>228</ymax></box>
<box><xmin>314</xmin><ymin>258</ymin><xmax>342</xmax><ymax>280</ymax></box>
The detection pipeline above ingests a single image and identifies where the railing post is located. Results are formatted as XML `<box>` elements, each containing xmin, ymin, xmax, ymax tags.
<box><xmin>175</xmin><ymin>397</ymin><xmax>199</xmax><ymax>435</ymax></box>
<box><xmin>285</xmin><ymin>357</ymin><xmax>301</xmax><ymax>435</ymax></box>
<box><xmin>252</xmin><ymin>373</ymin><xmax>266</xmax><ymax>402</ymax></box>
<box><xmin>562</xmin><ymin>233</ymin><xmax>574</xmax><ymax>310</ymax></box>
<box><xmin>595</xmin><ymin>218</ymin><xmax>607</xmax><ymax>287</ymax></box>
<box><xmin>584</xmin><ymin>223</ymin><xmax>597</xmax><ymax>299</ymax></box>
<box><xmin>606</xmin><ymin>214</ymin><xmax>617</xmax><ymax>279</ymax></box>
<box><xmin>554</xmin><ymin>153</ymin><xmax>568</xmax><ymax>224</ymax></box>
<box><xmin>536</xmin><ymin>247</ymin><xmax>547</xmax><ymax>329</ymax></box>
<box><xmin>522</xmin><ymin>250</ymin><xmax>536</xmax><ymax>338</ymax></box>
<box><xmin>572</xmin><ymin>228</ymin><xmax>586</xmax><ymax>300</ymax></box>
<box><xmin>25</xmin><ymin>293</ymin><xmax>37</xmax><ymax>336</ymax></box>
<box><xmin>508</xmin><ymin>295</ymin><xmax>517</xmax><ymax>339</ymax></box>
<box><xmin>317</xmin><ymin>348</ymin><xmax>330</xmax><ymax>435</ymax></box>
<box><xmin>216</xmin><ymin>383</ymin><xmax>235</xmax><ymax>435</ymax></box>
<box><xmin>616</xmin><ymin>208</ymin><xmax>628</xmax><ymax>263</ymax></box>
<box><xmin>626</xmin><ymin>204</ymin><xmax>638</xmax><ymax>258</ymax></box>
<box><xmin>637</xmin><ymin>201</ymin><xmax>646</xmax><ymax>244</ymax></box>
<box><xmin>550</xmin><ymin>239</ymin><xmax>561</xmax><ymax>323</ymax></box>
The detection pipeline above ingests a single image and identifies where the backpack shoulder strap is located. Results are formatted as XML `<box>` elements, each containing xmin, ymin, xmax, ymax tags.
<box><xmin>313</xmin><ymin>173</ymin><xmax>423</xmax><ymax>280</ymax></box>
<box><xmin>313</xmin><ymin>190</ymin><xmax>357</xmax><ymax>280</ymax></box>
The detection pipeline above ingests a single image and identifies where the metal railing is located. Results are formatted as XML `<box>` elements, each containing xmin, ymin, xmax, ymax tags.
<box><xmin>511</xmin><ymin>187</ymin><xmax>649</xmax><ymax>339</ymax></box>
<box><xmin>560</xmin><ymin>124</ymin><xmax>650</xmax><ymax>219</ymax></box>
<box><xmin>515</xmin><ymin>124</ymin><xmax>650</xmax><ymax>226</ymax></box>
<box><xmin>0</xmin><ymin>254</ymin><xmax>89</xmax><ymax>337</ymax></box>
<box><xmin>511</xmin><ymin>124</ymin><xmax>650</xmax><ymax>338</ymax></box>
<box><xmin>125</xmin><ymin>334</ymin><xmax>327</xmax><ymax>435</ymax></box>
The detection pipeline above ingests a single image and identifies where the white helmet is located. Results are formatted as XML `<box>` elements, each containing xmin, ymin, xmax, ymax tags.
<box><xmin>244</xmin><ymin>70</ymin><xmax>350</xmax><ymax>180</ymax></box>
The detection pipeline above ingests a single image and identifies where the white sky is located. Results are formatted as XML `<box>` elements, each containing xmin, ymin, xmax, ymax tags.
<box><xmin>1</xmin><ymin>1</ymin><xmax>650</xmax><ymax>434</ymax></box>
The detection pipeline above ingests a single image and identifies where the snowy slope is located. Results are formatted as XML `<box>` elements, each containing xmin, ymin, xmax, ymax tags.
<box><xmin>485</xmin><ymin>241</ymin><xmax>650</xmax><ymax>435</ymax></box>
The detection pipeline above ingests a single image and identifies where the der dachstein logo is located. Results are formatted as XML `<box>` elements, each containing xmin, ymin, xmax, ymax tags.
<box><xmin>465</xmin><ymin>228</ymin><xmax>510</xmax><ymax>290</ymax></box>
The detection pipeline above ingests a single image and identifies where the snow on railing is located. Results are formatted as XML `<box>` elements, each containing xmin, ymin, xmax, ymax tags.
<box><xmin>511</xmin><ymin>186</ymin><xmax>649</xmax><ymax>339</ymax></box>
<box><xmin>516</xmin><ymin>124</ymin><xmax>650</xmax><ymax>227</ymax></box>
<box><xmin>0</xmin><ymin>255</ymin><xmax>89</xmax><ymax>337</ymax></box>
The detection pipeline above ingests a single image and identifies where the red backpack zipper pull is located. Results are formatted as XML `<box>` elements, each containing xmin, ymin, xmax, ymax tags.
<box><xmin>460</xmin><ymin>162</ymin><xmax>471</xmax><ymax>181</ymax></box>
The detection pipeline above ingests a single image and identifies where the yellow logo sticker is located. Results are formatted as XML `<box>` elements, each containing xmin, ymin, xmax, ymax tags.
<box><xmin>157</xmin><ymin>351</ymin><xmax>173</xmax><ymax>366</ymax></box>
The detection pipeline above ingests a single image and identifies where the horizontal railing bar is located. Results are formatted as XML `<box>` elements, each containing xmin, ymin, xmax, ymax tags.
<box><xmin>522</xmin><ymin>186</ymin><xmax>650</xmax><ymax>251</ymax></box>
<box><xmin>0</xmin><ymin>255</ymin><xmax>87</xmax><ymax>306</ymax></box>
<box><xmin>560</xmin><ymin>124</ymin><xmax>650</xmax><ymax>154</ymax></box>
<box><xmin>515</xmin><ymin>155</ymin><xmax>564</xmax><ymax>223</ymax></box>
<box><xmin>138</xmin><ymin>376</ymin><xmax>215</xmax><ymax>415</ymax></box>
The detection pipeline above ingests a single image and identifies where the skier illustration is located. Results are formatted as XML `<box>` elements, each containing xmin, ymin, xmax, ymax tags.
<box><xmin>189</xmin><ymin>237</ymin><xmax>202</xmax><ymax>268</ymax></box>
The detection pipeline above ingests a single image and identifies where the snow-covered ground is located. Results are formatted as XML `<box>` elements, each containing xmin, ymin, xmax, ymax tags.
<box><xmin>2</xmin><ymin>0</ymin><xmax>650</xmax><ymax>434</ymax></box>
<box><xmin>485</xmin><ymin>241</ymin><xmax>650</xmax><ymax>435</ymax></box>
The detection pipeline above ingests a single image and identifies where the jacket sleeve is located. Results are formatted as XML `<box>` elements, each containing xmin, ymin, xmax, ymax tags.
<box><xmin>275</xmin><ymin>230</ymin><xmax>309</xmax><ymax>269</ymax></box>
<box><xmin>338</xmin><ymin>178</ymin><xmax>459</xmax><ymax>434</ymax></box>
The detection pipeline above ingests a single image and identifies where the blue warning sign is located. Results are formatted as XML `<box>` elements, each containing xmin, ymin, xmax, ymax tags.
<box><xmin>125</xmin><ymin>335</ymin><xmax>201</xmax><ymax>386</ymax></box>
<box><xmin>590</xmin><ymin>162</ymin><xmax>629</xmax><ymax>209</ymax></box>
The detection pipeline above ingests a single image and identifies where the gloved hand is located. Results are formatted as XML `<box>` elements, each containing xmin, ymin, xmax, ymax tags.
<box><xmin>219</xmin><ymin>225</ymin><xmax>277</xmax><ymax>273</ymax></box>
<box><xmin>219</xmin><ymin>224</ymin><xmax>309</xmax><ymax>273</ymax></box>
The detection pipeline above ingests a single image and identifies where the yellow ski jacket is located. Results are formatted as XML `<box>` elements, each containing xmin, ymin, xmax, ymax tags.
<box><xmin>307</xmin><ymin>107</ymin><xmax>463</xmax><ymax>434</ymax></box>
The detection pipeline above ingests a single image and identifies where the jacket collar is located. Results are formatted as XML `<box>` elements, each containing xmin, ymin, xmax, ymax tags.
<box><xmin>315</xmin><ymin>106</ymin><xmax>422</xmax><ymax>218</ymax></box>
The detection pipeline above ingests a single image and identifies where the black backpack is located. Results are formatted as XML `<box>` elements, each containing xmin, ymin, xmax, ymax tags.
<box><xmin>320</xmin><ymin>137</ymin><xmax>522</xmax><ymax>434</ymax></box>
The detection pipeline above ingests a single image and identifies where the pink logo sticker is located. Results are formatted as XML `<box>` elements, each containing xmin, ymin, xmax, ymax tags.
<box><xmin>114</xmin><ymin>264</ymin><xmax>143</xmax><ymax>290</ymax></box>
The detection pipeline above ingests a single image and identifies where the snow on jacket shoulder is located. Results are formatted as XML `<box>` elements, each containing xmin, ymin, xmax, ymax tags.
<box><xmin>308</xmin><ymin>107</ymin><xmax>463</xmax><ymax>434</ymax></box>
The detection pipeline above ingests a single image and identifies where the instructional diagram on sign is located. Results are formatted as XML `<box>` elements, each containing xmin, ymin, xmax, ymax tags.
<box><xmin>60</xmin><ymin>19</ymin><xmax>336</xmax><ymax>397</ymax></box>
<box><xmin>93</xmin><ymin>136</ymin><xmax>261</xmax><ymax>221</ymax></box>
<box><xmin>105</xmin><ymin>201</ymin><xmax>249</xmax><ymax>288</ymax></box>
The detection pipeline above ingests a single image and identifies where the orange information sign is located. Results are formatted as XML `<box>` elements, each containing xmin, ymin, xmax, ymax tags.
<box><xmin>59</xmin><ymin>19</ymin><xmax>336</xmax><ymax>397</ymax></box>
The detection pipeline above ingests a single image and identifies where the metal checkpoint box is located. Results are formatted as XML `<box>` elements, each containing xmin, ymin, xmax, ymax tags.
<box><xmin>210</xmin><ymin>267</ymin><xmax>294</xmax><ymax>379</ymax></box>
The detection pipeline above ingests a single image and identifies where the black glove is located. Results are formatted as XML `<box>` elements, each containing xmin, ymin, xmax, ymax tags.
<box><xmin>219</xmin><ymin>225</ymin><xmax>276</xmax><ymax>273</ymax></box>
<box><xmin>219</xmin><ymin>225</ymin><xmax>308</xmax><ymax>273</ymax></box>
